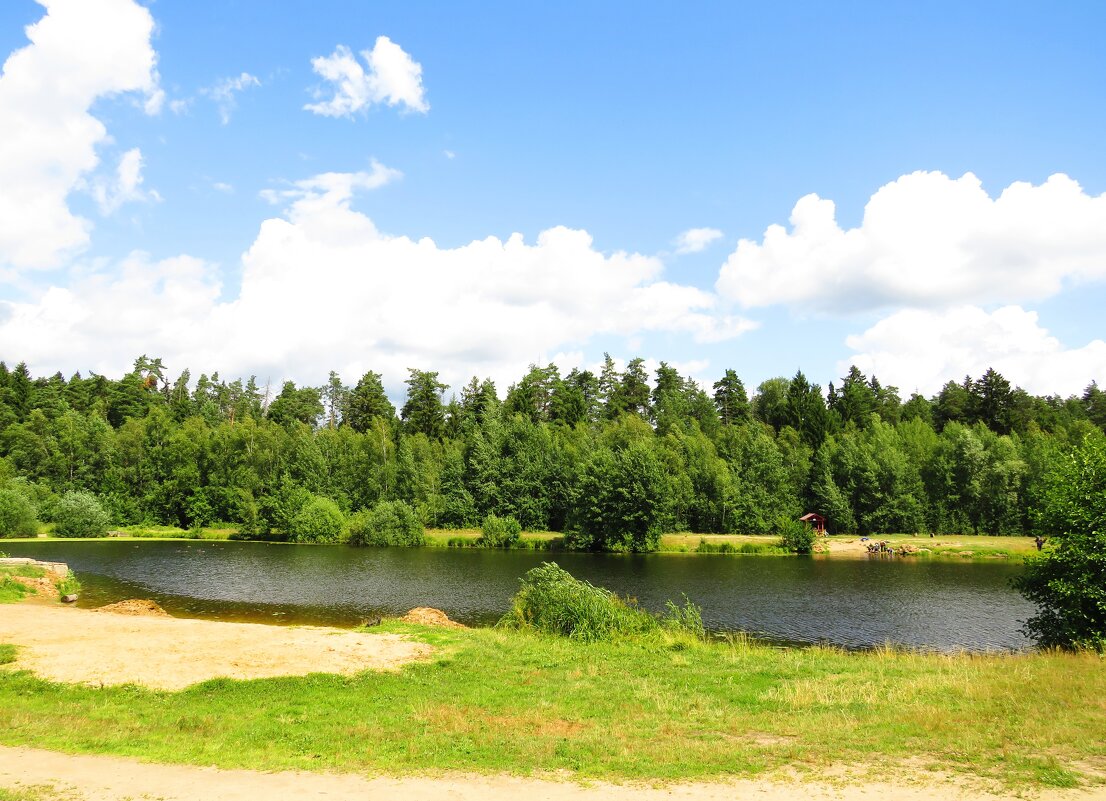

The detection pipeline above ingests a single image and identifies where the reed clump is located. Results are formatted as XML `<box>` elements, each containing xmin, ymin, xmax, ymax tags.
<box><xmin>498</xmin><ymin>561</ymin><xmax>704</xmax><ymax>644</ymax></box>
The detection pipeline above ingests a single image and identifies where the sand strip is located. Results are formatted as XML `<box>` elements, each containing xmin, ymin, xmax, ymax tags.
<box><xmin>1</xmin><ymin>746</ymin><xmax>1102</xmax><ymax>801</ymax></box>
<box><xmin>0</xmin><ymin>604</ymin><xmax>430</xmax><ymax>690</ymax></box>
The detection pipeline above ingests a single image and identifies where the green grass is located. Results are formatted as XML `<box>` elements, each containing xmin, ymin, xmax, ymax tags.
<box><xmin>0</xmin><ymin>566</ymin><xmax>42</xmax><ymax>604</ymax></box>
<box><xmin>425</xmin><ymin>529</ymin><xmax>566</xmax><ymax>550</ymax></box>
<box><xmin>55</xmin><ymin>570</ymin><xmax>80</xmax><ymax>599</ymax></box>
<box><xmin>0</xmin><ymin>785</ymin><xmax>80</xmax><ymax>801</ymax></box>
<box><xmin>0</xmin><ymin>623</ymin><xmax>1103</xmax><ymax>789</ymax></box>
<box><xmin>0</xmin><ymin>644</ymin><xmax>16</xmax><ymax>664</ymax></box>
<box><xmin>115</xmin><ymin>524</ymin><xmax>235</xmax><ymax>540</ymax></box>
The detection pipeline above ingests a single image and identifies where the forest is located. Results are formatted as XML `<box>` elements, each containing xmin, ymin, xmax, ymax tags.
<box><xmin>1</xmin><ymin>354</ymin><xmax>1105</xmax><ymax>550</ymax></box>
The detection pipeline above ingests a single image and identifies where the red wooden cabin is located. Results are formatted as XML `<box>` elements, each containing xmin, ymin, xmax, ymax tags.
<box><xmin>799</xmin><ymin>512</ymin><xmax>827</xmax><ymax>536</ymax></box>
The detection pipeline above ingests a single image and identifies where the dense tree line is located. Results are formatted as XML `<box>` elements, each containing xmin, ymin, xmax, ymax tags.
<box><xmin>0</xmin><ymin>355</ymin><xmax>1104</xmax><ymax>550</ymax></box>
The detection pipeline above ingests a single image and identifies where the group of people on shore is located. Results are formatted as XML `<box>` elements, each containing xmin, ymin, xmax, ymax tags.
<box><xmin>862</xmin><ymin>539</ymin><xmax>903</xmax><ymax>556</ymax></box>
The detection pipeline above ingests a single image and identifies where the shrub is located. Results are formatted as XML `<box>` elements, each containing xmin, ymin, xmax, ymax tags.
<box><xmin>478</xmin><ymin>514</ymin><xmax>521</xmax><ymax>548</ymax></box>
<box><xmin>499</xmin><ymin>562</ymin><xmax>659</xmax><ymax>642</ymax></box>
<box><xmin>53</xmin><ymin>491</ymin><xmax>110</xmax><ymax>538</ymax></box>
<box><xmin>347</xmin><ymin>501</ymin><xmax>425</xmax><ymax>547</ymax></box>
<box><xmin>777</xmin><ymin>517</ymin><xmax>816</xmax><ymax>554</ymax></box>
<box><xmin>56</xmin><ymin>569</ymin><xmax>81</xmax><ymax>599</ymax></box>
<box><xmin>498</xmin><ymin>562</ymin><xmax>706</xmax><ymax>645</ymax></box>
<box><xmin>289</xmin><ymin>496</ymin><xmax>345</xmax><ymax>543</ymax></box>
<box><xmin>0</xmin><ymin>488</ymin><xmax>38</xmax><ymax>538</ymax></box>
<box><xmin>1015</xmin><ymin>435</ymin><xmax>1106</xmax><ymax>651</ymax></box>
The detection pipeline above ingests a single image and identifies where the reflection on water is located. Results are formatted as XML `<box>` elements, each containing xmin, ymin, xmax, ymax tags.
<box><xmin>2</xmin><ymin>540</ymin><xmax>1034</xmax><ymax>651</ymax></box>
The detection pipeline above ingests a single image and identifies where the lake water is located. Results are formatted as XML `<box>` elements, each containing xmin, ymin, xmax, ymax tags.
<box><xmin>0</xmin><ymin>540</ymin><xmax>1035</xmax><ymax>651</ymax></box>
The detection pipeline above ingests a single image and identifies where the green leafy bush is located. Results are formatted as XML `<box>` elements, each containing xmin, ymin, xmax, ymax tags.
<box><xmin>499</xmin><ymin>562</ymin><xmax>705</xmax><ymax>644</ymax></box>
<box><xmin>289</xmin><ymin>496</ymin><xmax>346</xmax><ymax>543</ymax></box>
<box><xmin>348</xmin><ymin>500</ymin><xmax>425</xmax><ymax>547</ymax></box>
<box><xmin>0</xmin><ymin>488</ymin><xmax>38</xmax><ymax>538</ymax></box>
<box><xmin>1015</xmin><ymin>435</ymin><xmax>1106</xmax><ymax>651</ymax></box>
<box><xmin>56</xmin><ymin>570</ymin><xmax>81</xmax><ymax>599</ymax></box>
<box><xmin>52</xmin><ymin>491</ymin><xmax>110</xmax><ymax>538</ymax></box>
<box><xmin>777</xmin><ymin>517</ymin><xmax>816</xmax><ymax>554</ymax></box>
<box><xmin>478</xmin><ymin>514</ymin><xmax>521</xmax><ymax>548</ymax></box>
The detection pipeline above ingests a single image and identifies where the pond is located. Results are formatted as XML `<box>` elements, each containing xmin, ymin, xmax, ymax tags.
<box><xmin>1</xmin><ymin>540</ymin><xmax>1035</xmax><ymax>651</ymax></box>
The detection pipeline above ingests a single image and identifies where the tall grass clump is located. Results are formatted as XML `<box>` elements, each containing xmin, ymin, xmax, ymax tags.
<box><xmin>498</xmin><ymin>562</ymin><xmax>705</xmax><ymax>644</ymax></box>
<box><xmin>56</xmin><ymin>570</ymin><xmax>81</xmax><ymax>599</ymax></box>
<box><xmin>347</xmin><ymin>500</ymin><xmax>426</xmax><ymax>547</ymax></box>
<box><xmin>0</xmin><ymin>574</ymin><xmax>34</xmax><ymax>604</ymax></box>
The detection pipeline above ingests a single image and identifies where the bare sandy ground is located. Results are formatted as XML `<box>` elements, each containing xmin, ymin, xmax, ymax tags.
<box><xmin>0</xmin><ymin>604</ymin><xmax>431</xmax><ymax>689</ymax></box>
<box><xmin>1</xmin><ymin>746</ymin><xmax>1103</xmax><ymax>801</ymax></box>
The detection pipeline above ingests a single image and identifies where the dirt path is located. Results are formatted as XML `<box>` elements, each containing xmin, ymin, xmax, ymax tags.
<box><xmin>0</xmin><ymin>746</ymin><xmax>1102</xmax><ymax>801</ymax></box>
<box><xmin>0</xmin><ymin>604</ymin><xmax>430</xmax><ymax>689</ymax></box>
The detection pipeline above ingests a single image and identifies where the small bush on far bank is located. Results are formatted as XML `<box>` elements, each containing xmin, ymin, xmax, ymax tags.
<box><xmin>53</xmin><ymin>491</ymin><xmax>110</xmax><ymax>538</ymax></box>
<box><xmin>348</xmin><ymin>501</ymin><xmax>425</xmax><ymax>547</ymax></box>
<box><xmin>0</xmin><ymin>488</ymin><xmax>38</xmax><ymax>538</ymax></box>
<box><xmin>478</xmin><ymin>514</ymin><xmax>521</xmax><ymax>548</ymax></box>
<box><xmin>290</xmin><ymin>496</ymin><xmax>346</xmax><ymax>544</ymax></box>
<box><xmin>777</xmin><ymin>518</ymin><xmax>816</xmax><ymax>554</ymax></box>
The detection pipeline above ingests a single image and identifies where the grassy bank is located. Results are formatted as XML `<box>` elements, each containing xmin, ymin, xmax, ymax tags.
<box><xmin>6</xmin><ymin>529</ymin><xmax>1040</xmax><ymax>561</ymax></box>
<box><xmin>0</xmin><ymin>620</ymin><xmax>1102</xmax><ymax>789</ymax></box>
<box><xmin>0</xmin><ymin>565</ymin><xmax>45</xmax><ymax>604</ymax></box>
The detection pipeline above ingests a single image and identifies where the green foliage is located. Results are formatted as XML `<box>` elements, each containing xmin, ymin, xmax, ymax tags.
<box><xmin>478</xmin><ymin>513</ymin><xmax>522</xmax><ymax>547</ymax></box>
<box><xmin>569</xmin><ymin>438</ymin><xmax>670</xmax><ymax>552</ymax></box>
<box><xmin>777</xmin><ymin>517</ymin><xmax>816</xmax><ymax>554</ymax></box>
<box><xmin>266</xmin><ymin>381</ymin><xmax>323</xmax><ymax>427</ymax></box>
<box><xmin>0</xmin><ymin>575</ymin><xmax>34</xmax><ymax>603</ymax></box>
<box><xmin>0</xmin><ymin>356</ymin><xmax>1099</xmax><ymax>548</ymax></box>
<box><xmin>52</xmin><ymin>490</ymin><xmax>110</xmax><ymax>538</ymax></box>
<box><xmin>0</xmin><ymin>643</ymin><xmax>15</xmax><ymax>664</ymax></box>
<box><xmin>289</xmin><ymin>495</ymin><xmax>346</xmax><ymax>543</ymax></box>
<box><xmin>56</xmin><ymin>569</ymin><xmax>81</xmax><ymax>598</ymax></box>
<box><xmin>498</xmin><ymin>562</ymin><xmax>662</xmax><ymax>642</ymax></box>
<box><xmin>1015</xmin><ymin>435</ymin><xmax>1106</xmax><ymax>651</ymax></box>
<box><xmin>348</xmin><ymin>500</ymin><xmax>425</xmax><ymax>547</ymax></box>
<box><xmin>0</xmin><ymin>487</ymin><xmax>38</xmax><ymax>538</ymax></box>
<box><xmin>401</xmin><ymin>369</ymin><xmax>448</xmax><ymax>438</ymax></box>
<box><xmin>499</xmin><ymin>562</ymin><xmax>705</xmax><ymax>644</ymax></box>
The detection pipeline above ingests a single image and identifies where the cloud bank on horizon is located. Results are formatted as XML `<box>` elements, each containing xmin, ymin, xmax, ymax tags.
<box><xmin>1</xmin><ymin>0</ymin><xmax>1105</xmax><ymax>400</ymax></box>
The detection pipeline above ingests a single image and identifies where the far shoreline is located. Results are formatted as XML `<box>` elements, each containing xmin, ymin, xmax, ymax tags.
<box><xmin>3</xmin><ymin>529</ymin><xmax>1039</xmax><ymax>562</ymax></box>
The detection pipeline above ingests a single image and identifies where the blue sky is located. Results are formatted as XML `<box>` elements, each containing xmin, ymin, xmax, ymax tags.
<box><xmin>1</xmin><ymin>0</ymin><xmax>1105</xmax><ymax>401</ymax></box>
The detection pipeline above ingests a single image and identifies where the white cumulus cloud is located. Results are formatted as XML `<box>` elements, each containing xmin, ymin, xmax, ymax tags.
<box><xmin>717</xmin><ymin>171</ymin><xmax>1106</xmax><ymax>313</ymax></box>
<box><xmin>0</xmin><ymin>169</ymin><xmax>753</xmax><ymax>392</ymax></box>
<box><xmin>842</xmin><ymin>305</ymin><xmax>1106</xmax><ymax>397</ymax></box>
<box><xmin>0</xmin><ymin>0</ymin><xmax>161</xmax><ymax>271</ymax></box>
<box><xmin>305</xmin><ymin>37</ymin><xmax>428</xmax><ymax>118</ymax></box>
<box><xmin>674</xmin><ymin>227</ymin><xmax>723</xmax><ymax>254</ymax></box>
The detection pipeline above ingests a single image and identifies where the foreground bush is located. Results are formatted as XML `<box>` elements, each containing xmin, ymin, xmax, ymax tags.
<box><xmin>348</xmin><ymin>500</ymin><xmax>425</xmax><ymax>547</ymax></box>
<box><xmin>289</xmin><ymin>496</ymin><xmax>346</xmax><ymax>543</ymax></box>
<box><xmin>498</xmin><ymin>562</ymin><xmax>704</xmax><ymax>643</ymax></box>
<box><xmin>52</xmin><ymin>491</ymin><xmax>110</xmax><ymax>538</ymax></box>
<box><xmin>478</xmin><ymin>514</ymin><xmax>521</xmax><ymax>548</ymax></box>
<box><xmin>0</xmin><ymin>488</ymin><xmax>38</xmax><ymax>538</ymax></box>
<box><xmin>1015</xmin><ymin>435</ymin><xmax>1106</xmax><ymax>651</ymax></box>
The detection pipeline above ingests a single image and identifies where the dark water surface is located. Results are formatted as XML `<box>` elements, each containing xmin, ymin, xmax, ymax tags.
<box><xmin>1</xmin><ymin>540</ymin><xmax>1034</xmax><ymax>651</ymax></box>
